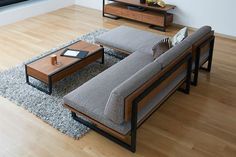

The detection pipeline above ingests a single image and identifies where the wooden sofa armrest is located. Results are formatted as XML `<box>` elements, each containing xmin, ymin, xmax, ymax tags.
<box><xmin>124</xmin><ymin>49</ymin><xmax>192</xmax><ymax>122</ymax></box>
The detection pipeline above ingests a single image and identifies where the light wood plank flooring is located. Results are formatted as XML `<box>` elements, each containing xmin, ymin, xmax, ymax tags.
<box><xmin>0</xmin><ymin>5</ymin><xmax>235</xmax><ymax>157</ymax></box>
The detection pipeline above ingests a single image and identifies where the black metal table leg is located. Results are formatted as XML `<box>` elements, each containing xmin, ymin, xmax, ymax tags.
<box><xmin>26</xmin><ymin>75</ymin><xmax>29</xmax><ymax>84</ymax></box>
<box><xmin>25</xmin><ymin>65</ymin><xmax>29</xmax><ymax>84</ymax></box>
<box><xmin>48</xmin><ymin>76</ymin><xmax>52</xmax><ymax>95</ymax></box>
<box><xmin>101</xmin><ymin>48</ymin><xmax>105</xmax><ymax>64</ymax></box>
<box><xmin>26</xmin><ymin>77</ymin><xmax>53</xmax><ymax>95</ymax></box>
<box><xmin>25</xmin><ymin>66</ymin><xmax>53</xmax><ymax>95</ymax></box>
<box><xmin>26</xmin><ymin>73</ymin><xmax>29</xmax><ymax>84</ymax></box>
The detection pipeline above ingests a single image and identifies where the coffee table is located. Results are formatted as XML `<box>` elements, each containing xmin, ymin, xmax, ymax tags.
<box><xmin>25</xmin><ymin>40</ymin><xmax>104</xmax><ymax>94</ymax></box>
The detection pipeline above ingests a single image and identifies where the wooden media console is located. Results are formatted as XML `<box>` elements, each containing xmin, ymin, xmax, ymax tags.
<box><xmin>103</xmin><ymin>0</ymin><xmax>176</xmax><ymax>31</ymax></box>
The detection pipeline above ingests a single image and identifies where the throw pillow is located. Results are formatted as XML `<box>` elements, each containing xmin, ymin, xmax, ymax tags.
<box><xmin>169</xmin><ymin>27</ymin><xmax>188</xmax><ymax>47</ymax></box>
<box><xmin>152</xmin><ymin>38</ymin><xmax>170</xmax><ymax>59</ymax></box>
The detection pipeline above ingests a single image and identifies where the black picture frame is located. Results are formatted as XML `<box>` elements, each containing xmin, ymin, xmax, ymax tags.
<box><xmin>60</xmin><ymin>48</ymin><xmax>89</xmax><ymax>59</ymax></box>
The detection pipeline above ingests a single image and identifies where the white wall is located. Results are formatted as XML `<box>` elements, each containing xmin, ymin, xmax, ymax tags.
<box><xmin>75</xmin><ymin>0</ymin><xmax>102</xmax><ymax>10</ymax></box>
<box><xmin>75</xmin><ymin>0</ymin><xmax>236</xmax><ymax>37</ymax></box>
<box><xmin>0</xmin><ymin>0</ymin><xmax>74</xmax><ymax>26</ymax></box>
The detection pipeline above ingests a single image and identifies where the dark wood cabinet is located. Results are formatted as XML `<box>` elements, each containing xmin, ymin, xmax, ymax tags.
<box><xmin>103</xmin><ymin>0</ymin><xmax>176</xmax><ymax>32</ymax></box>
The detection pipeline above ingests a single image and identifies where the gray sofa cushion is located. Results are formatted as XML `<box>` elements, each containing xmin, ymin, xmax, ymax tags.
<box><xmin>152</xmin><ymin>38</ymin><xmax>170</xmax><ymax>59</ymax></box>
<box><xmin>169</xmin><ymin>27</ymin><xmax>188</xmax><ymax>47</ymax></box>
<box><xmin>104</xmin><ymin>61</ymin><xmax>162</xmax><ymax>124</ymax></box>
<box><xmin>155</xmin><ymin>39</ymin><xmax>191</xmax><ymax>68</ymax></box>
<box><xmin>65</xmin><ymin>69</ymin><xmax>186</xmax><ymax>135</ymax></box>
<box><xmin>63</xmin><ymin>51</ymin><xmax>153</xmax><ymax>130</ymax></box>
<box><xmin>95</xmin><ymin>25</ymin><xmax>166</xmax><ymax>54</ymax></box>
<box><xmin>185</xmin><ymin>26</ymin><xmax>212</xmax><ymax>45</ymax></box>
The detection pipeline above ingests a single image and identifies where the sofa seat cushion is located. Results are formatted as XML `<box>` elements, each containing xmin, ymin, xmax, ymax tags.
<box><xmin>65</xmin><ymin>69</ymin><xmax>186</xmax><ymax>135</ymax></box>
<box><xmin>63</xmin><ymin>52</ymin><xmax>153</xmax><ymax>133</ymax></box>
<box><xmin>95</xmin><ymin>25</ymin><xmax>166</xmax><ymax>54</ymax></box>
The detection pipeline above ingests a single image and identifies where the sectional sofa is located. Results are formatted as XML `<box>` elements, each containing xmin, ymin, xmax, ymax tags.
<box><xmin>63</xmin><ymin>26</ymin><xmax>215</xmax><ymax>152</ymax></box>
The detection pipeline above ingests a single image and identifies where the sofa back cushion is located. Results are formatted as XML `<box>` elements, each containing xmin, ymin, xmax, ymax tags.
<box><xmin>104</xmin><ymin>61</ymin><xmax>162</xmax><ymax>124</ymax></box>
<box><xmin>155</xmin><ymin>38</ymin><xmax>191</xmax><ymax>68</ymax></box>
<box><xmin>185</xmin><ymin>26</ymin><xmax>212</xmax><ymax>45</ymax></box>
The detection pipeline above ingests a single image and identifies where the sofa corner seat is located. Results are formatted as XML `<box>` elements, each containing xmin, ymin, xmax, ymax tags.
<box><xmin>95</xmin><ymin>25</ymin><xmax>166</xmax><ymax>54</ymax></box>
<box><xmin>63</xmin><ymin>25</ymin><xmax>215</xmax><ymax>152</ymax></box>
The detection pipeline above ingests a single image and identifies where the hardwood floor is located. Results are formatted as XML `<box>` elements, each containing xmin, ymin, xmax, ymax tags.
<box><xmin>0</xmin><ymin>5</ymin><xmax>235</xmax><ymax>157</ymax></box>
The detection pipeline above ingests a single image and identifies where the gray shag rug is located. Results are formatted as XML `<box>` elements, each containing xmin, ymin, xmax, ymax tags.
<box><xmin>0</xmin><ymin>29</ymin><xmax>126</xmax><ymax>139</ymax></box>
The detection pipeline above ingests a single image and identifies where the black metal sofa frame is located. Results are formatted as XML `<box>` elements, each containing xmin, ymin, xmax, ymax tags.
<box><xmin>64</xmin><ymin>29</ymin><xmax>215</xmax><ymax>153</ymax></box>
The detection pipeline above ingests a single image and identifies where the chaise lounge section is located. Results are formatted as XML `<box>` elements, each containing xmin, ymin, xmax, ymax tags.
<box><xmin>96</xmin><ymin>25</ymin><xmax>215</xmax><ymax>85</ymax></box>
<box><xmin>63</xmin><ymin>25</ymin><xmax>215</xmax><ymax>152</ymax></box>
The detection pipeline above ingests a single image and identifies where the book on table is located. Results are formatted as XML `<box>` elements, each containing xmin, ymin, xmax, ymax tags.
<box><xmin>61</xmin><ymin>49</ymin><xmax>89</xmax><ymax>59</ymax></box>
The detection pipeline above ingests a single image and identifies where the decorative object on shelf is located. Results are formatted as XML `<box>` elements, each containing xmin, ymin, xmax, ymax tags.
<box><xmin>146</xmin><ymin>0</ymin><xmax>158</xmax><ymax>7</ymax></box>
<box><xmin>147</xmin><ymin>0</ymin><xmax>166</xmax><ymax>8</ymax></box>
<box><xmin>140</xmin><ymin>0</ymin><xmax>146</xmax><ymax>4</ymax></box>
<box><xmin>157</xmin><ymin>0</ymin><xmax>166</xmax><ymax>8</ymax></box>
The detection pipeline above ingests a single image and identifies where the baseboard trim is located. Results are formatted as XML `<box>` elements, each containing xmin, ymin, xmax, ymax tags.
<box><xmin>172</xmin><ymin>23</ymin><xmax>236</xmax><ymax>40</ymax></box>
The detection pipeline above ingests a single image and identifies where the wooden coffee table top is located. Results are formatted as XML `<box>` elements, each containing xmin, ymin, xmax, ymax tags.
<box><xmin>27</xmin><ymin>41</ymin><xmax>103</xmax><ymax>76</ymax></box>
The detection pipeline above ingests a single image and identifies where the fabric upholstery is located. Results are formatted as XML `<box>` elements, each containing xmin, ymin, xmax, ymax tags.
<box><xmin>154</xmin><ymin>39</ymin><xmax>191</xmax><ymax>68</ymax></box>
<box><xmin>65</xmin><ymin>70</ymin><xmax>186</xmax><ymax>135</ymax></box>
<box><xmin>64</xmin><ymin>25</ymin><xmax>212</xmax><ymax>135</ymax></box>
<box><xmin>152</xmin><ymin>38</ymin><xmax>171</xmax><ymax>60</ymax></box>
<box><xmin>95</xmin><ymin>25</ymin><xmax>166</xmax><ymax>54</ymax></box>
<box><xmin>104</xmin><ymin>61</ymin><xmax>162</xmax><ymax>124</ymax></box>
<box><xmin>169</xmin><ymin>27</ymin><xmax>188</xmax><ymax>47</ymax></box>
<box><xmin>185</xmin><ymin>26</ymin><xmax>212</xmax><ymax>45</ymax></box>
